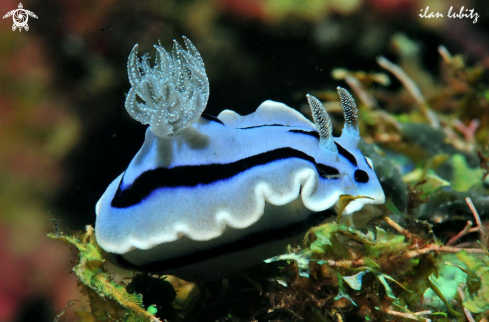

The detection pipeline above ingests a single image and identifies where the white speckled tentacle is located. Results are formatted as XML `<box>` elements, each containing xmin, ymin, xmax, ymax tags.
<box><xmin>337</xmin><ymin>87</ymin><xmax>360</xmax><ymax>146</ymax></box>
<box><xmin>154</xmin><ymin>45</ymin><xmax>173</xmax><ymax>76</ymax></box>
<box><xmin>124</xmin><ymin>37</ymin><xmax>209</xmax><ymax>138</ymax></box>
<box><xmin>306</xmin><ymin>94</ymin><xmax>337</xmax><ymax>154</ymax></box>
<box><xmin>183</xmin><ymin>36</ymin><xmax>205</xmax><ymax>69</ymax></box>
<box><xmin>125</xmin><ymin>86</ymin><xmax>153</xmax><ymax>125</ymax></box>
<box><xmin>127</xmin><ymin>44</ymin><xmax>141</xmax><ymax>86</ymax></box>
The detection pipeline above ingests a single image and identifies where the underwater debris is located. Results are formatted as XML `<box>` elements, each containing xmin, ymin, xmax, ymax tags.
<box><xmin>126</xmin><ymin>274</ymin><xmax>177</xmax><ymax>321</ymax></box>
<box><xmin>479</xmin><ymin>149</ymin><xmax>489</xmax><ymax>181</ymax></box>
<box><xmin>326</xmin><ymin>37</ymin><xmax>487</xmax><ymax>232</ymax></box>
<box><xmin>264</xmin><ymin>207</ymin><xmax>489</xmax><ymax>321</ymax></box>
<box><xmin>377</xmin><ymin>55</ymin><xmax>440</xmax><ymax>129</ymax></box>
<box><xmin>47</xmin><ymin>226</ymin><xmax>162</xmax><ymax>322</ymax></box>
<box><xmin>53</xmin><ymin>301</ymin><xmax>76</xmax><ymax>322</ymax></box>
<box><xmin>330</xmin><ymin>34</ymin><xmax>488</xmax><ymax>227</ymax></box>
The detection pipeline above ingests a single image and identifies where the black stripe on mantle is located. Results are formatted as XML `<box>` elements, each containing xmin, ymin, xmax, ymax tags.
<box><xmin>288</xmin><ymin>129</ymin><xmax>358</xmax><ymax>166</ymax></box>
<box><xmin>113</xmin><ymin>207</ymin><xmax>335</xmax><ymax>273</ymax></box>
<box><xmin>111</xmin><ymin>147</ymin><xmax>339</xmax><ymax>208</ymax></box>
<box><xmin>237</xmin><ymin>124</ymin><xmax>286</xmax><ymax>129</ymax></box>
<box><xmin>201</xmin><ymin>113</ymin><xmax>224</xmax><ymax>125</ymax></box>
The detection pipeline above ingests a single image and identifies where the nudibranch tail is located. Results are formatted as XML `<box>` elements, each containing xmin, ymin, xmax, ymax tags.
<box><xmin>337</xmin><ymin>86</ymin><xmax>360</xmax><ymax>145</ymax></box>
<box><xmin>125</xmin><ymin>37</ymin><xmax>209</xmax><ymax>138</ymax></box>
<box><xmin>306</xmin><ymin>94</ymin><xmax>337</xmax><ymax>154</ymax></box>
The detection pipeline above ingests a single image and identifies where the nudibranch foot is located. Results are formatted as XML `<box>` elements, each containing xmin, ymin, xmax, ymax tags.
<box><xmin>106</xmin><ymin>201</ymin><xmax>336</xmax><ymax>282</ymax></box>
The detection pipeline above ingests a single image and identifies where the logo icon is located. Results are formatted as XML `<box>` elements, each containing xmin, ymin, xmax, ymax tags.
<box><xmin>3</xmin><ymin>3</ymin><xmax>38</xmax><ymax>32</ymax></box>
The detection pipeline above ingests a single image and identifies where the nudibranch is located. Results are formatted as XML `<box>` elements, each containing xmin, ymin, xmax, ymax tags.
<box><xmin>95</xmin><ymin>37</ymin><xmax>385</xmax><ymax>281</ymax></box>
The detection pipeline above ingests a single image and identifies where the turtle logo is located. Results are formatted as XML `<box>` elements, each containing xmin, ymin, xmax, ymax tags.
<box><xmin>3</xmin><ymin>3</ymin><xmax>38</xmax><ymax>32</ymax></box>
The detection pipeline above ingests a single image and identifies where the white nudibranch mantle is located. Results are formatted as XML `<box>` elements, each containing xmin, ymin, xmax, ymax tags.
<box><xmin>95</xmin><ymin>37</ymin><xmax>385</xmax><ymax>281</ymax></box>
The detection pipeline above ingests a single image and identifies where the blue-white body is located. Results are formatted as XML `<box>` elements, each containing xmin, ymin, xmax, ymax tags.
<box><xmin>95</xmin><ymin>37</ymin><xmax>385</xmax><ymax>281</ymax></box>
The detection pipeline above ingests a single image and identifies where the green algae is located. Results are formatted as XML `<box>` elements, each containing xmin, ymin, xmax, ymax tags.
<box><xmin>265</xmin><ymin>217</ymin><xmax>489</xmax><ymax>320</ymax></box>
<box><xmin>47</xmin><ymin>226</ymin><xmax>161</xmax><ymax>322</ymax></box>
